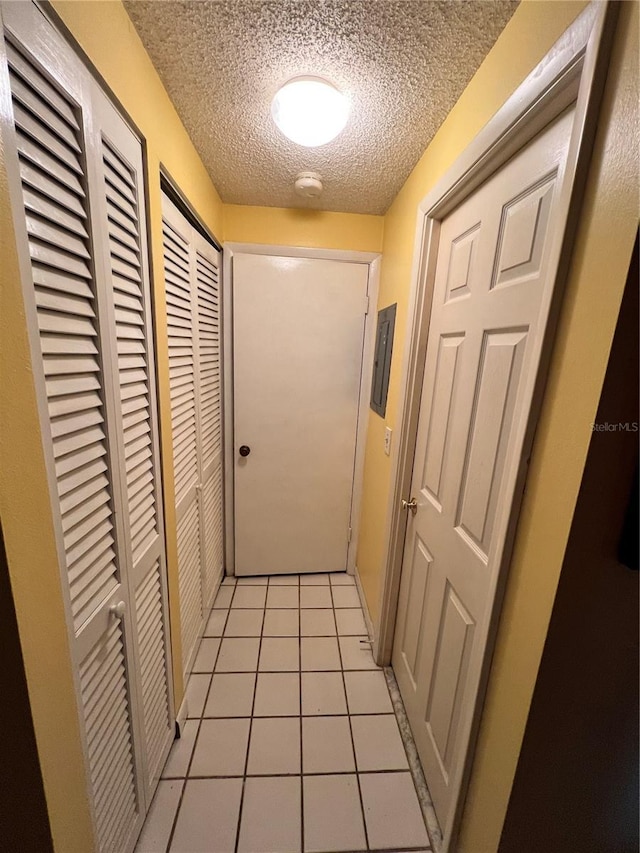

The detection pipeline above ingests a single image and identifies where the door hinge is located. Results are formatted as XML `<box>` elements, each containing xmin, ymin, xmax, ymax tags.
<box><xmin>364</xmin><ymin>296</ymin><xmax>370</xmax><ymax>315</ymax></box>
<box><xmin>347</xmin><ymin>526</ymin><xmax>352</xmax><ymax>543</ymax></box>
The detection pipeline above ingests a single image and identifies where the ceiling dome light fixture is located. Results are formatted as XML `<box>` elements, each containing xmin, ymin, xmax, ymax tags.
<box><xmin>271</xmin><ymin>76</ymin><xmax>349</xmax><ymax>147</ymax></box>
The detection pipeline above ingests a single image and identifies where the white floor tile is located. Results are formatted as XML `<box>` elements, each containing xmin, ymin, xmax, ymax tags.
<box><xmin>266</xmin><ymin>586</ymin><xmax>299</xmax><ymax>608</ymax></box>
<box><xmin>190</xmin><ymin>718</ymin><xmax>250</xmax><ymax>776</ymax></box>
<box><xmin>237</xmin><ymin>776</ymin><xmax>301</xmax><ymax>853</ymax></box>
<box><xmin>193</xmin><ymin>637</ymin><xmax>221</xmax><ymax>672</ymax></box>
<box><xmin>344</xmin><ymin>670</ymin><xmax>393</xmax><ymax>714</ymax></box>
<box><xmin>301</xmin><ymin>672</ymin><xmax>348</xmax><ymax>716</ymax></box>
<box><xmin>301</xmin><ymin>637</ymin><xmax>341</xmax><ymax>671</ymax></box>
<box><xmin>215</xmin><ymin>638</ymin><xmax>260</xmax><ymax>672</ymax></box>
<box><xmin>300</xmin><ymin>608</ymin><xmax>336</xmax><ymax>636</ymax></box>
<box><xmin>205</xmin><ymin>608</ymin><xmax>227</xmax><ymax>637</ymax></box>
<box><xmin>331</xmin><ymin>586</ymin><xmax>361</xmax><ymax>608</ymax></box>
<box><xmin>185</xmin><ymin>673</ymin><xmax>212</xmax><ymax>717</ymax></box>
<box><xmin>259</xmin><ymin>637</ymin><xmax>299</xmax><ymax>671</ymax></box>
<box><xmin>232</xmin><ymin>586</ymin><xmax>267</xmax><ymax>608</ymax></box>
<box><xmin>254</xmin><ymin>673</ymin><xmax>300</xmax><ymax>716</ymax></box>
<box><xmin>302</xmin><ymin>716</ymin><xmax>355</xmax><ymax>773</ymax></box>
<box><xmin>268</xmin><ymin>574</ymin><xmax>300</xmax><ymax>585</ymax></box>
<box><xmin>224</xmin><ymin>608</ymin><xmax>264</xmax><ymax>637</ymax></box>
<box><xmin>351</xmin><ymin>714</ymin><xmax>409</xmax><ymax>771</ymax></box>
<box><xmin>170</xmin><ymin>777</ymin><xmax>243</xmax><ymax>853</ymax></box>
<box><xmin>338</xmin><ymin>636</ymin><xmax>378</xmax><ymax>670</ymax></box>
<box><xmin>328</xmin><ymin>573</ymin><xmax>356</xmax><ymax>586</ymax></box>
<box><xmin>213</xmin><ymin>586</ymin><xmax>234</xmax><ymax>608</ymax></box>
<box><xmin>334</xmin><ymin>607</ymin><xmax>367</xmax><ymax>636</ymax></box>
<box><xmin>303</xmin><ymin>775</ymin><xmax>366</xmax><ymax>853</ymax></box>
<box><xmin>137</xmin><ymin>566</ymin><xmax>428</xmax><ymax>853</ymax></box>
<box><xmin>262</xmin><ymin>608</ymin><xmax>299</xmax><ymax>637</ymax></box>
<box><xmin>359</xmin><ymin>771</ymin><xmax>429</xmax><ymax>850</ymax></box>
<box><xmin>300</xmin><ymin>586</ymin><xmax>332</xmax><ymax>609</ymax></box>
<box><xmin>246</xmin><ymin>717</ymin><xmax>301</xmax><ymax>774</ymax></box>
<box><xmin>204</xmin><ymin>673</ymin><xmax>256</xmax><ymax>718</ymax></box>
<box><xmin>299</xmin><ymin>573</ymin><xmax>330</xmax><ymax>585</ymax></box>
<box><xmin>136</xmin><ymin>779</ymin><xmax>183</xmax><ymax>852</ymax></box>
<box><xmin>162</xmin><ymin>720</ymin><xmax>198</xmax><ymax>777</ymax></box>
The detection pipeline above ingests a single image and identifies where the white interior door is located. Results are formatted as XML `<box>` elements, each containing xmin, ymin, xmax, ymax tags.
<box><xmin>233</xmin><ymin>253</ymin><xmax>369</xmax><ymax>576</ymax></box>
<box><xmin>392</xmin><ymin>107</ymin><xmax>574</xmax><ymax>831</ymax></box>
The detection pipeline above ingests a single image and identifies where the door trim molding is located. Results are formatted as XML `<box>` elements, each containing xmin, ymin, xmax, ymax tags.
<box><xmin>373</xmin><ymin>2</ymin><xmax>616</xmax><ymax>850</ymax></box>
<box><xmin>223</xmin><ymin>242</ymin><xmax>381</xmax><ymax>576</ymax></box>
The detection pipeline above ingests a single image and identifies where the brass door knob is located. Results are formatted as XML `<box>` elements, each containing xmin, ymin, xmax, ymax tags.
<box><xmin>401</xmin><ymin>497</ymin><xmax>418</xmax><ymax>514</ymax></box>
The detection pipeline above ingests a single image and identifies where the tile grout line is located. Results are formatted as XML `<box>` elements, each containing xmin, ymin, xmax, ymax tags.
<box><xmin>332</xmin><ymin>579</ymin><xmax>371</xmax><ymax>853</ymax></box>
<box><xmin>165</xmin><ymin>767</ymin><xmax>431</xmax><ymax>780</ymax></box>
<box><xmin>164</xmin><ymin>582</ymin><xmax>233</xmax><ymax>852</ymax></box>
<box><xmin>233</xmin><ymin>578</ymin><xmax>265</xmax><ymax>853</ymax></box>
<box><xmin>297</xmin><ymin>579</ymin><xmax>304</xmax><ymax>853</ymax></box>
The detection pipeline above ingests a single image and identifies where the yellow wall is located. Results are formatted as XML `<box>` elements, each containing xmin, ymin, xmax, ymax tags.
<box><xmin>224</xmin><ymin>204</ymin><xmax>384</xmax><ymax>253</ymax></box>
<box><xmin>355</xmin><ymin>1</ymin><xmax>639</xmax><ymax>850</ymax></box>
<box><xmin>1</xmin><ymin>1</ymin><xmax>225</xmax><ymax>849</ymax></box>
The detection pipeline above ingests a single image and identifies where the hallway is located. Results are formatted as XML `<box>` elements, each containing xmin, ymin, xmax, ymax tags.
<box><xmin>136</xmin><ymin>573</ymin><xmax>431</xmax><ymax>853</ymax></box>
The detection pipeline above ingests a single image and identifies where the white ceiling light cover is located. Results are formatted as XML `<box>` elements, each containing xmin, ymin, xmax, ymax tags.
<box><xmin>271</xmin><ymin>77</ymin><xmax>349</xmax><ymax>147</ymax></box>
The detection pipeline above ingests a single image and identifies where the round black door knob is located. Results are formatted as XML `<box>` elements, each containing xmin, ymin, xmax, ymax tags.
<box><xmin>239</xmin><ymin>445</ymin><xmax>251</xmax><ymax>457</ymax></box>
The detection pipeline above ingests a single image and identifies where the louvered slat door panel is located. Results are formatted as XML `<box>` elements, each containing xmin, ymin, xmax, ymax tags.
<box><xmin>5</xmin><ymin>32</ymin><xmax>142</xmax><ymax>853</ymax></box>
<box><xmin>134</xmin><ymin>560</ymin><xmax>170</xmax><ymax>778</ymax></box>
<box><xmin>80</xmin><ymin>620</ymin><xmax>137</xmax><ymax>853</ymax></box>
<box><xmin>195</xmin><ymin>242</ymin><xmax>224</xmax><ymax>605</ymax></box>
<box><xmin>163</xmin><ymin>221</ymin><xmax>198</xmax><ymax>503</ymax></box>
<box><xmin>196</xmin><ymin>250</ymin><xmax>221</xmax><ymax>468</ymax></box>
<box><xmin>7</xmin><ymin>44</ymin><xmax>119</xmax><ymax>633</ymax></box>
<box><xmin>202</xmin><ymin>468</ymin><xmax>224</xmax><ymax>604</ymax></box>
<box><xmin>177</xmin><ymin>500</ymin><xmax>203</xmax><ymax>671</ymax></box>
<box><xmin>102</xmin><ymin>139</ymin><xmax>157</xmax><ymax>562</ymax></box>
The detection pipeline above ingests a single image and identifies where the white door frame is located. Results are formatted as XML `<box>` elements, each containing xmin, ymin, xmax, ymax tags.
<box><xmin>223</xmin><ymin>243</ymin><xmax>381</xmax><ymax>577</ymax></box>
<box><xmin>373</xmin><ymin>1</ymin><xmax>615</xmax><ymax>849</ymax></box>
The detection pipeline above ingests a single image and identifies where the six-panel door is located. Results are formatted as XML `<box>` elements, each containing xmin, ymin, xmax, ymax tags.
<box><xmin>393</xmin><ymin>107</ymin><xmax>574</xmax><ymax>829</ymax></box>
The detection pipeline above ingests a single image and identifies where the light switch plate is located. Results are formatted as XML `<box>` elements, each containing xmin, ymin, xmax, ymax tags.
<box><xmin>384</xmin><ymin>426</ymin><xmax>392</xmax><ymax>456</ymax></box>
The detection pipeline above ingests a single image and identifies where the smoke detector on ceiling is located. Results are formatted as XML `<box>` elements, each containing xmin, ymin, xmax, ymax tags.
<box><xmin>294</xmin><ymin>171</ymin><xmax>323</xmax><ymax>198</ymax></box>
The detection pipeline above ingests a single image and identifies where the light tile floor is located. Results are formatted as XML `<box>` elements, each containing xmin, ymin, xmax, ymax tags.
<box><xmin>136</xmin><ymin>572</ymin><xmax>431</xmax><ymax>853</ymax></box>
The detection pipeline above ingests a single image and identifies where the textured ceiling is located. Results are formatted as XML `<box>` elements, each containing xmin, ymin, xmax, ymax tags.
<box><xmin>125</xmin><ymin>1</ymin><xmax>518</xmax><ymax>214</ymax></box>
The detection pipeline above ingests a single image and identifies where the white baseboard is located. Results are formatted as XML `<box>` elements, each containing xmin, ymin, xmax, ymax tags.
<box><xmin>354</xmin><ymin>565</ymin><xmax>375</xmax><ymax>643</ymax></box>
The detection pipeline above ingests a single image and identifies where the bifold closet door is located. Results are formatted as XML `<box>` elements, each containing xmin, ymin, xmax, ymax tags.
<box><xmin>193</xmin><ymin>229</ymin><xmax>224</xmax><ymax>608</ymax></box>
<box><xmin>90</xmin><ymin>86</ymin><xmax>174</xmax><ymax>795</ymax></box>
<box><xmin>1</xmin><ymin>3</ymin><xmax>173</xmax><ymax>850</ymax></box>
<box><xmin>162</xmin><ymin>194</ymin><xmax>223</xmax><ymax>679</ymax></box>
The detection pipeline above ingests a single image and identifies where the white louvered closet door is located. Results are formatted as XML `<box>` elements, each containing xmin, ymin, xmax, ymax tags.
<box><xmin>89</xmin><ymin>86</ymin><xmax>174</xmax><ymax>796</ymax></box>
<box><xmin>162</xmin><ymin>194</ymin><xmax>223</xmax><ymax>679</ymax></box>
<box><xmin>2</xmin><ymin>26</ymin><xmax>144</xmax><ymax>853</ymax></box>
<box><xmin>1</xmin><ymin>3</ymin><xmax>172</xmax><ymax>850</ymax></box>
